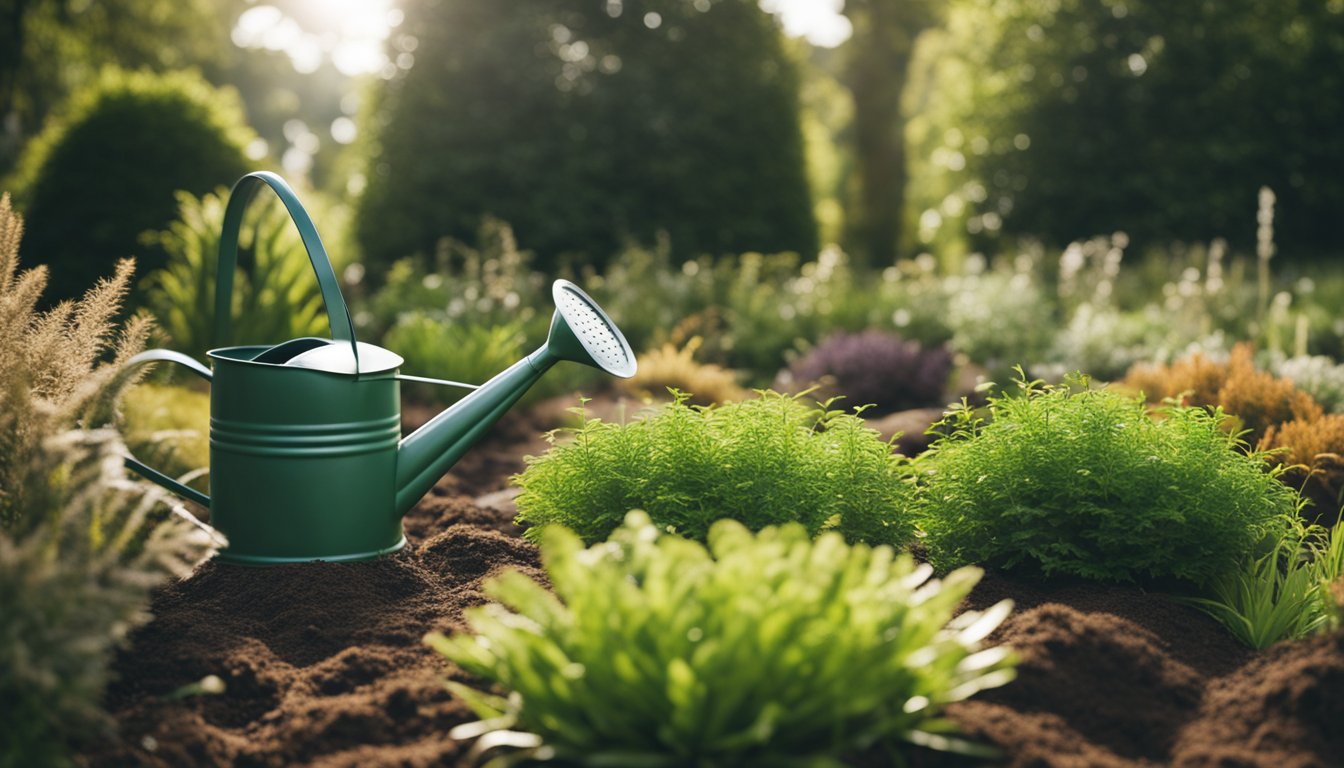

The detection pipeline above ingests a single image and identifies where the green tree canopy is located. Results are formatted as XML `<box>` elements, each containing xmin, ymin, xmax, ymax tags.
<box><xmin>907</xmin><ymin>0</ymin><xmax>1344</xmax><ymax>257</ymax></box>
<box><xmin>357</xmin><ymin>0</ymin><xmax>817</xmax><ymax>272</ymax></box>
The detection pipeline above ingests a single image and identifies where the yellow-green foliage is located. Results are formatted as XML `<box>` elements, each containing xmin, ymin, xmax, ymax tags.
<box><xmin>620</xmin><ymin>336</ymin><xmax>746</xmax><ymax>406</ymax></box>
<box><xmin>429</xmin><ymin>512</ymin><xmax>1016</xmax><ymax>766</ymax></box>
<box><xmin>143</xmin><ymin>188</ymin><xmax>328</xmax><ymax>355</ymax></box>
<box><xmin>0</xmin><ymin>195</ymin><xmax>217</xmax><ymax>766</ymax></box>
<box><xmin>121</xmin><ymin>383</ymin><xmax>211</xmax><ymax>494</ymax></box>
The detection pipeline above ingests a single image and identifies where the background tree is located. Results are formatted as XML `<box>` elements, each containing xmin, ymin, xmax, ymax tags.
<box><xmin>841</xmin><ymin>0</ymin><xmax>941</xmax><ymax>266</ymax></box>
<box><xmin>0</xmin><ymin>0</ymin><xmax>233</xmax><ymax>175</ymax></box>
<box><xmin>356</xmin><ymin>0</ymin><xmax>816</xmax><ymax>273</ymax></box>
<box><xmin>907</xmin><ymin>0</ymin><xmax>1344</xmax><ymax>257</ymax></box>
<box><xmin>8</xmin><ymin>69</ymin><xmax>254</xmax><ymax>303</ymax></box>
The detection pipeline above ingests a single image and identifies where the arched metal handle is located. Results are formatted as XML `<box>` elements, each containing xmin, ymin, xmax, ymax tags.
<box><xmin>118</xmin><ymin>349</ymin><xmax>213</xmax><ymax>508</ymax></box>
<box><xmin>216</xmin><ymin>171</ymin><xmax>359</xmax><ymax>371</ymax></box>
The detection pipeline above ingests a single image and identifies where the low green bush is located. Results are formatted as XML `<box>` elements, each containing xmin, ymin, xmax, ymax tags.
<box><xmin>914</xmin><ymin>372</ymin><xmax>1299</xmax><ymax>584</ymax></box>
<box><xmin>428</xmin><ymin>511</ymin><xmax>1017</xmax><ymax>766</ymax></box>
<box><xmin>514</xmin><ymin>391</ymin><xmax>915</xmax><ymax>547</ymax></box>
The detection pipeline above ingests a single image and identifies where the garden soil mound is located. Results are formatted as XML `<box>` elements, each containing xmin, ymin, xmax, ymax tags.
<box><xmin>81</xmin><ymin>404</ymin><xmax>1343</xmax><ymax>767</ymax></box>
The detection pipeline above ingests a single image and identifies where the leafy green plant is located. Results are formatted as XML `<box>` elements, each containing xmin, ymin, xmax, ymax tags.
<box><xmin>914</xmin><ymin>372</ymin><xmax>1299</xmax><ymax>584</ymax></box>
<box><xmin>142</xmin><ymin>188</ymin><xmax>328</xmax><ymax>355</ymax></box>
<box><xmin>427</xmin><ymin>511</ymin><xmax>1017</xmax><ymax>767</ymax></box>
<box><xmin>514</xmin><ymin>390</ymin><xmax>915</xmax><ymax>547</ymax></box>
<box><xmin>0</xmin><ymin>195</ymin><xmax>218</xmax><ymax>766</ymax></box>
<box><xmin>1185</xmin><ymin>519</ymin><xmax>1344</xmax><ymax>649</ymax></box>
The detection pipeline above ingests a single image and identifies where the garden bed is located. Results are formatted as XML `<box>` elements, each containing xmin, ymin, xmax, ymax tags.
<box><xmin>81</xmin><ymin>400</ymin><xmax>1344</xmax><ymax>768</ymax></box>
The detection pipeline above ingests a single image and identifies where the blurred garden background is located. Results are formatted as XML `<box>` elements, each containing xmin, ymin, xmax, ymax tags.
<box><xmin>4</xmin><ymin>0</ymin><xmax>1344</xmax><ymax>408</ymax></box>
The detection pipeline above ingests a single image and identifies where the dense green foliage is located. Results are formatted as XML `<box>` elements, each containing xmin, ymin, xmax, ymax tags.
<box><xmin>1185</xmin><ymin>520</ymin><xmax>1344</xmax><ymax>649</ymax></box>
<box><xmin>0</xmin><ymin>198</ymin><xmax>216</xmax><ymax>766</ymax></box>
<box><xmin>428</xmin><ymin>511</ymin><xmax>1016</xmax><ymax>766</ymax></box>
<box><xmin>915</xmin><ymin>374</ymin><xmax>1298</xmax><ymax>583</ymax></box>
<box><xmin>357</xmin><ymin>0</ymin><xmax>816</xmax><ymax>272</ymax></box>
<box><xmin>514</xmin><ymin>391</ymin><xmax>914</xmax><ymax>546</ymax></box>
<box><xmin>143</xmin><ymin>189</ymin><xmax>327</xmax><ymax>355</ymax></box>
<box><xmin>10</xmin><ymin>69</ymin><xmax>253</xmax><ymax>302</ymax></box>
<box><xmin>908</xmin><ymin>0</ymin><xmax>1344</xmax><ymax>255</ymax></box>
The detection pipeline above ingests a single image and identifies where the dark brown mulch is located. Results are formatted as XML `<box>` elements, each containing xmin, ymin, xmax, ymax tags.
<box><xmin>85</xmin><ymin>493</ymin><xmax>540</xmax><ymax>768</ymax></box>
<box><xmin>79</xmin><ymin>392</ymin><xmax>1343</xmax><ymax>767</ymax></box>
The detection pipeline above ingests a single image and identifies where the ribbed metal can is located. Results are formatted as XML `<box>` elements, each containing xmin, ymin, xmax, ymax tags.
<box><xmin>207</xmin><ymin>346</ymin><xmax>404</xmax><ymax>565</ymax></box>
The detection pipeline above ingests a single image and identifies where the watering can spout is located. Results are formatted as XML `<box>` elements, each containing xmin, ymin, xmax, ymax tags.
<box><xmin>393</xmin><ymin>280</ymin><xmax>636</xmax><ymax>515</ymax></box>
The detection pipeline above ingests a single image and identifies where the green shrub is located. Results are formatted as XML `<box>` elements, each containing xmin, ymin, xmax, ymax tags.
<box><xmin>360</xmin><ymin>219</ymin><xmax>548</xmax><ymax>340</ymax></box>
<box><xmin>143</xmin><ymin>188</ymin><xmax>327</xmax><ymax>355</ymax></box>
<box><xmin>0</xmin><ymin>195</ymin><xmax>217</xmax><ymax>765</ymax></box>
<box><xmin>358</xmin><ymin>0</ymin><xmax>815</xmax><ymax>273</ymax></box>
<box><xmin>914</xmin><ymin>373</ymin><xmax>1298</xmax><ymax>583</ymax></box>
<box><xmin>514</xmin><ymin>390</ymin><xmax>915</xmax><ymax>546</ymax></box>
<box><xmin>9</xmin><ymin>68</ymin><xmax>253</xmax><ymax>303</ymax></box>
<box><xmin>427</xmin><ymin>511</ymin><xmax>1017</xmax><ymax>766</ymax></box>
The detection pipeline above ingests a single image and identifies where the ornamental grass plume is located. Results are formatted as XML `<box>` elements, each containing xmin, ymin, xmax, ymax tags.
<box><xmin>0</xmin><ymin>193</ymin><xmax>218</xmax><ymax>766</ymax></box>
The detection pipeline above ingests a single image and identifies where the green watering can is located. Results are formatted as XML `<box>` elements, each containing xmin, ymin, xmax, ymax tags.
<box><xmin>120</xmin><ymin>171</ymin><xmax>637</xmax><ymax>564</ymax></box>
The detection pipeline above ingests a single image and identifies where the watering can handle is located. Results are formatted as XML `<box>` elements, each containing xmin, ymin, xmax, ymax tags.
<box><xmin>118</xmin><ymin>349</ymin><xmax>213</xmax><ymax>508</ymax></box>
<box><xmin>216</xmin><ymin>171</ymin><xmax>359</xmax><ymax>370</ymax></box>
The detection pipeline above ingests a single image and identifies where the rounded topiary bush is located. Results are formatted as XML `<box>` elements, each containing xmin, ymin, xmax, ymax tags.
<box><xmin>915</xmin><ymin>374</ymin><xmax>1299</xmax><ymax>584</ymax></box>
<box><xmin>10</xmin><ymin>69</ymin><xmax>254</xmax><ymax>302</ymax></box>
<box><xmin>514</xmin><ymin>391</ymin><xmax>915</xmax><ymax>547</ymax></box>
<box><xmin>785</xmin><ymin>329</ymin><xmax>953</xmax><ymax>414</ymax></box>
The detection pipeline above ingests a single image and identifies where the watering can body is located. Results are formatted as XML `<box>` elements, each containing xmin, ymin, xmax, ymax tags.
<box><xmin>121</xmin><ymin>172</ymin><xmax>636</xmax><ymax>565</ymax></box>
<box><xmin>207</xmin><ymin>348</ymin><xmax>403</xmax><ymax>563</ymax></box>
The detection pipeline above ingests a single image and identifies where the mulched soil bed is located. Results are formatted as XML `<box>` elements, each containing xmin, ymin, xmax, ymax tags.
<box><xmin>81</xmin><ymin>397</ymin><xmax>1344</xmax><ymax>768</ymax></box>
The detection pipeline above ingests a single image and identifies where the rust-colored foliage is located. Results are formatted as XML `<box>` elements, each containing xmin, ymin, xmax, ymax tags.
<box><xmin>1260</xmin><ymin>414</ymin><xmax>1344</xmax><ymax>521</ymax></box>
<box><xmin>1125</xmin><ymin>352</ymin><xmax>1229</xmax><ymax>407</ymax></box>
<box><xmin>1217</xmin><ymin>346</ymin><xmax>1322</xmax><ymax>440</ymax></box>
<box><xmin>1124</xmin><ymin>344</ymin><xmax>1320</xmax><ymax>441</ymax></box>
